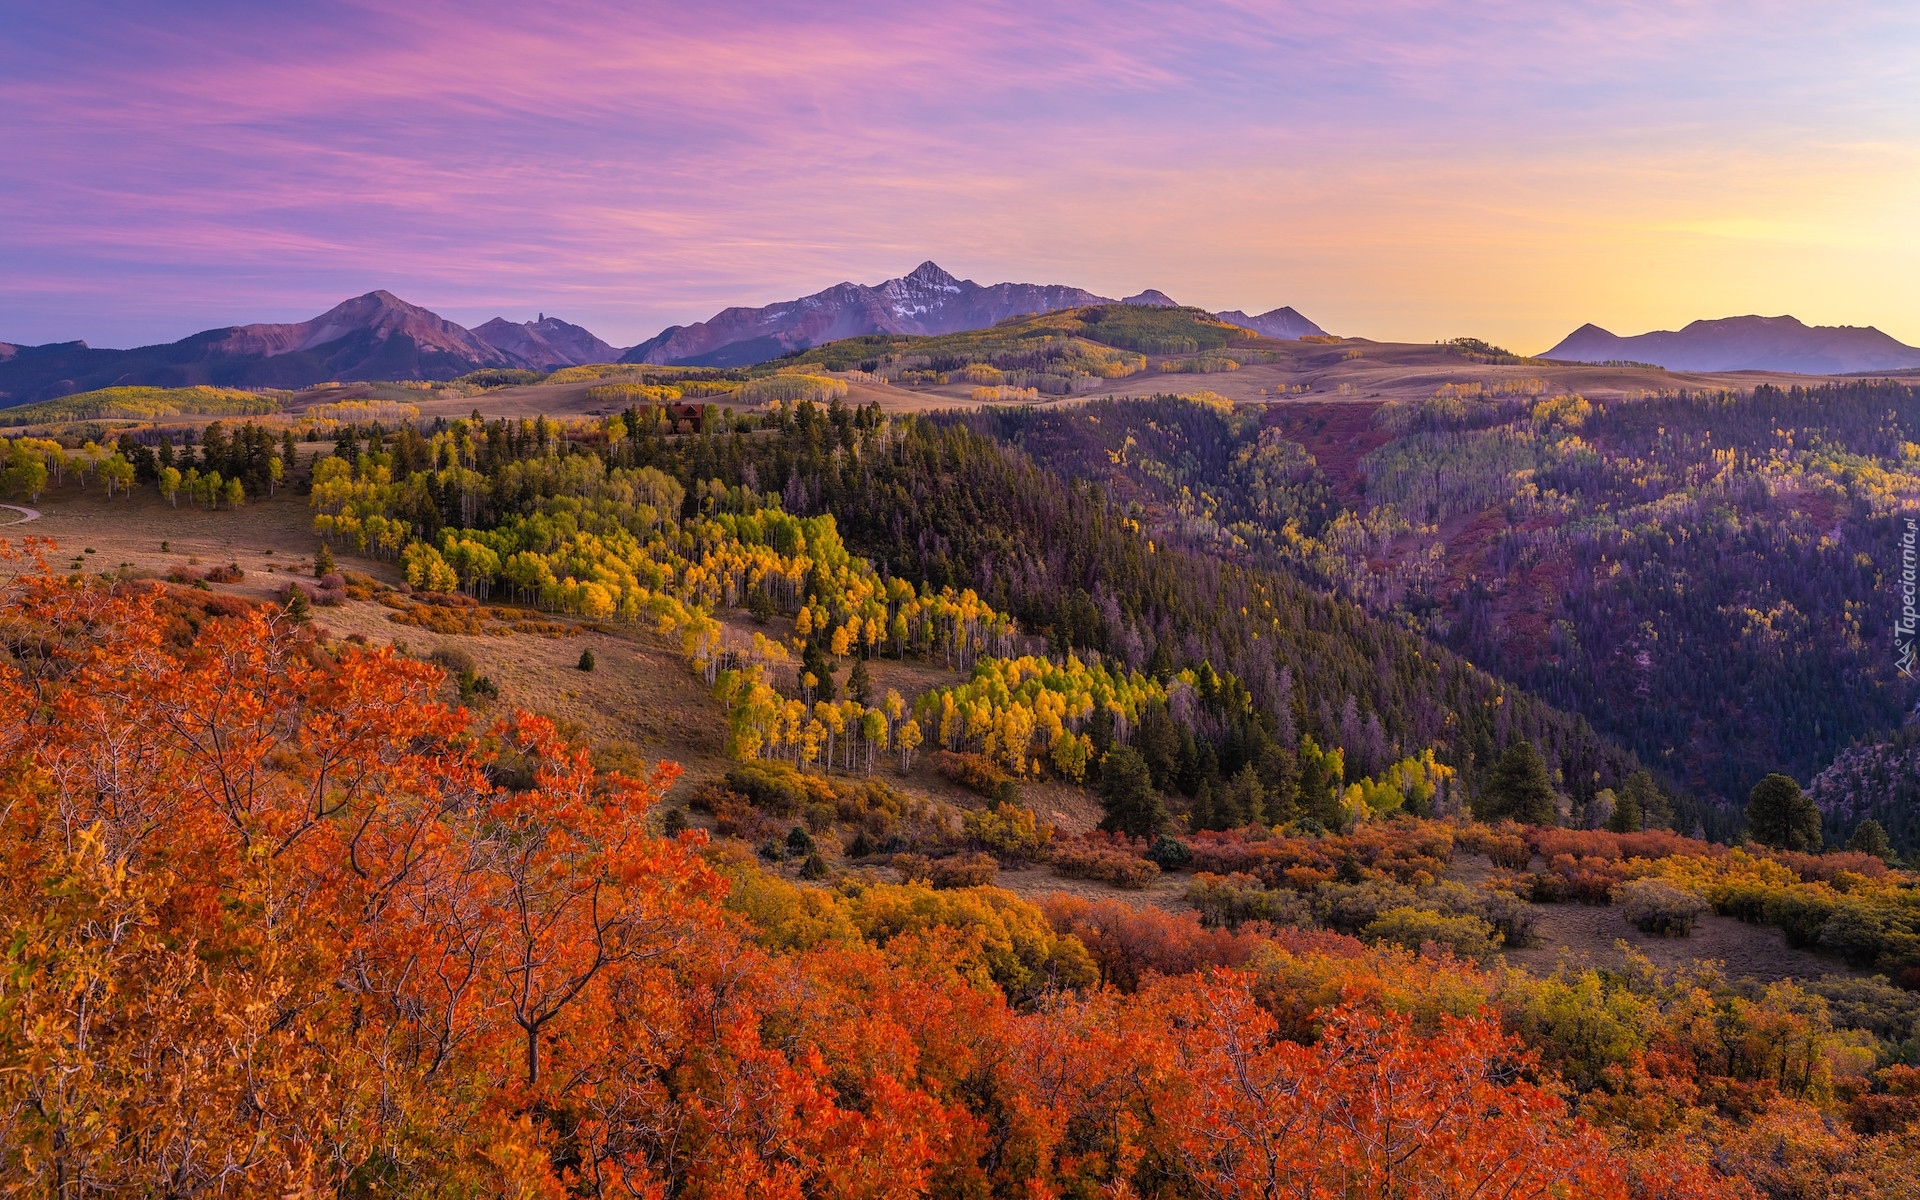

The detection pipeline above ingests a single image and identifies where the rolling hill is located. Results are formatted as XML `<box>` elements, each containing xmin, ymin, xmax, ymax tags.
<box><xmin>1542</xmin><ymin>314</ymin><xmax>1920</xmax><ymax>374</ymax></box>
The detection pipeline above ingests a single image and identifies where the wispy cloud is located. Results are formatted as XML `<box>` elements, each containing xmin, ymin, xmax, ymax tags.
<box><xmin>2</xmin><ymin>0</ymin><xmax>1917</xmax><ymax>349</ymax></box>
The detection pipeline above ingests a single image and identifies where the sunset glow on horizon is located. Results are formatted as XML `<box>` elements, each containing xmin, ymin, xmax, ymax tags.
<box><xmin>4</xmin><ymin>0</ymin><xmax>1918</xmax><ymax>351</ymax></box>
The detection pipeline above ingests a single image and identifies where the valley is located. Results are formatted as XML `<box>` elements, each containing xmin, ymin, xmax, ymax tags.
<box><xmin>7</xmin><ymin>301</ymin><xmax>1920</xmax><ymax>1198</ymax></box>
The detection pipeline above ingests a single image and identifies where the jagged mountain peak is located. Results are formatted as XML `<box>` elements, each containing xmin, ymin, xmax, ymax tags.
<box><xmin>902</xmin><ymin>261</ymin><xmax>963</xmax><ymax>290</ymax></box>
<box><xmin>472</xmin><ymin>314</ymin><xmax>622</xmax><ymax>369</ymax></box>
<box><xmin>623</xmin><ymin>263</ymin><xmax>1117</xmax><ymax>367</ymax></box>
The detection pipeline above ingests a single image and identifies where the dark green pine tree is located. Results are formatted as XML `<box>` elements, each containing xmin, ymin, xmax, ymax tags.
<box><xmin>1097</xmin><ymin>745</ymin><xmax>1168</xmax><ymax>840</ymax></box>
<box><xmin>1746</xmin><ymin>773</ymin><xmax>1821</xmax><ymax>851</ymax></box>
<box><xmin>1476</xmin><ymin>740</ymin><xmax>1557</xmax><ymax>826</ymax></box>
<box><xmin>1189</xmin><ymin>778</ymin><xmax>1217</xmax><ymax>832</ymax></box>
<box><xmin>846</xmin><ymin>656</ymin><xmax>873</xmax><ymax>706</ymax></box>
<box><xmin>1619</xmin><ymin>770</ymin><xmax>1672</xmax><ymax>831</ymax></box>
<box><xmin>1847</xmin><ymin>818</ymin><xmax>1891</xmax><ymax>860</ymax></box>
<box><xmin>1227</xmin><ymin>764</ymin><xmax>1267</xmax><ymax>829</ymax></box>
<box><xmin>1604</xmin><ymin>783</ymin><xmax>1642</xmax><ymax>832</ymax></box>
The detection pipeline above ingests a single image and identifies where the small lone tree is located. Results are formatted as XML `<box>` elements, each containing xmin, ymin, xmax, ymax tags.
<box><xmin>577</xmin><ymin>648</ymin><xmax>596</xmax><ymax>672</ymax></box>
<box><xmin>847</xmin><ymin>656</ymin><xmax>872</xmax><ymax>706</ymax></box>
<box><xmin>1746</xmin><ymin>773</ymin><xmax>1821</xmax><ymax>851</ymax></box>
<box><xmin>1847</xmin><ymin>818</ymin><xmax>1891</xmax><ymax>860</ymax></box>
<box><xmin>898</xmin><ymin>718</ymin><xmax>922</xmax><ymax>773</ymax></box>
<box><xmin>313</xmin><ymin>542</ymin><xmax>335</xmax><ymax>579</ymax></box>
<box><xmin>1475</xmin><ymin>740</ymin><xmax>1556</xmax><ymax>826</ymax></box>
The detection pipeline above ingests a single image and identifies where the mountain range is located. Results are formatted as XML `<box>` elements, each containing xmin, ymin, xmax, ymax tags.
<box><xmin>1541</xmin><ymin>315</ymin><xmax>1920</xmax><ymax>374</ymax></box>
<box><xmin>0</xmin><ymin>293</ymin><xmax>621</xmax><ymax>405</ymax></box>
<box><xmin>617</xmin><ymin>263</ymin><xmax>1303</xmax><ymax>368</ymax></box>
<box><xmin>0</xmin><ymin>264</ymin><xmax>1334</xmax><ymax>405</ymax></box>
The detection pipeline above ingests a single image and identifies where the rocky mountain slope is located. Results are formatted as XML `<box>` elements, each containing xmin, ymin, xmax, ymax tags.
<box><xmin>622</xmin><ymin>262</ymin><xmax>1329</xmax><ymax>367</ymax></box>
<box><xmin>620</xmin><ymin>262</ymin><xmax>1116</xmax><ymax>368</ymax></box>
<box><xmin>471</xmin><ymin>314</ymin><xmax>623</xmax><ymax>369</ymax></box>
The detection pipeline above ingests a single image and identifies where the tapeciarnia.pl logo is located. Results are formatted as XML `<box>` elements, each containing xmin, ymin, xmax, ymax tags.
<box><xmin>1899</xmin><ymin>517</ymin><xmax>1918</xmax><ymax>678</ymax></box>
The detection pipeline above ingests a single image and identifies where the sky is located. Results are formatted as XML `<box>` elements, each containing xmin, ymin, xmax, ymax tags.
<box><xmin>3</xmin><ymin>0</ymin><xmax>1918</xmax><ymax>353</ymax></box>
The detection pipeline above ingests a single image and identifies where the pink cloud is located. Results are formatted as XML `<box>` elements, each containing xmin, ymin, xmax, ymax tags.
<box><xmin>2</xmin><ymin>0</ymin><xmax>1917</xmax><ymax>349</ymax></box>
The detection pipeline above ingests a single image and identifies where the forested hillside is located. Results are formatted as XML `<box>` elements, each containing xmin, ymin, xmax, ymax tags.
<box><xmin>304</xmin><ymin>398</ymin><xmax>1650</xmax><ymax>818</ymax></box>
<box><xmin>952</xmin><ymin>383</ymin><xmax>1920</xmax><ymax>838</ymax></box>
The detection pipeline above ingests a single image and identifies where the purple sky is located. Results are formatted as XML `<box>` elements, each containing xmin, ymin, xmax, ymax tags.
<box><xmin>4</xmin><ymin>0</ymin><xmax>1918</xmax><ymax>352</ymax></box>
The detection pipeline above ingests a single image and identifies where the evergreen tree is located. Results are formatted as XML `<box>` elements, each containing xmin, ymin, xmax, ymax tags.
<box><xmin>1297</xmin><ymin>735</ymin><xmax>1344</xmax><ymax>829</ymax></box>
<box><xmin>1097</xmin><ymin>745</ymin><xmax>1168</xmax><ymax>839</ymax></box>
<box><xmin>1189</xmin><ymin>778</ymin><xmax>1217</xmax><ymax>832</ymax></box>
<box><xmin>1138</xmin><ymin>700</ymin><xmax>1182</xmax><ymax>790</ymax></box>
<box><xmin>1603</xmin><ymin>785</ymin><xmax>1641</xmax><ymax>833</ymax></box>
<box><xmin>801</xmin><ymin>641</ymin><xmax>838</xmax><ymax>702</ymax></box>
<box><xmin>1619</xmin><ymin>770</ymin><xmax>1671</xmax><ymax>831</ymax></box>
<box><xmin>1227</xmin><ymin>764</ymin><xmax>1266</xmax><ymax>829</ymax></box>
<box><xmin>1477</xmin><ymin>741</ymin><xmax>1556</xmax><ymax>826</ymax></box>
<box><xmin>313</xmin><ymin>542</ymin><xmax>335</xmax><ymax>579</ymax></box>
<box><xmin>1747</xmin><ymin>774</ymin><xmax>1820</xmax><ymax>851</ymax></box>
<box><xmin>847</xmin><ymin>656</ymin><xmax>872</xmax><ymax>706</ymax></box>
<box><xmin>1847</xmin><ymin>818</ymin><xmax>1891</xmax><ymax>860</ymax></box>
<box><xmin>1255</xmin><ymin>738</ymin><xmax>1300</xmax><ymax>824</ymax></box>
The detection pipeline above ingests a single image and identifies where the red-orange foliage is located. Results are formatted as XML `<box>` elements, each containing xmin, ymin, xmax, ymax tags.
<box><xmin>1140</xmin><ymin>976</ymin><xmax>1632</xmax><ymax>1200</ymax></box>
<box><xmin>0</xmin><ymin>549</ymin><xmax>1749</xmax><ymax>1197</ymax></box>
<box><xmin>1041</xmin><ymin>895</ymin><xmax>1265</xmax><ymax>991</ymax></box>
<box><xmin>1527</xmin><ymin>827</ymin><xmax>1719</xmax><ymax>863</ymax></box>
<box><xmin>1186</xmin><ymin>821</ymin><xmax>1454</xmax><ymax>890</ymax></box>
<box><xmin>1050</xmin><ymin>832</ymin><xmax>1161</xmax><ymax>888</ymax></box>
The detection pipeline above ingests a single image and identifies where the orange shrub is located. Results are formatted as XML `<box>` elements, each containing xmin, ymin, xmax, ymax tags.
<box><xmin>1040</xmin><ymin>895</ymin><xmax>1264</xmax><ymax>991</ymax></box>
<box><xmin>1186</xmin><ymin>821</ymin><xmax>1454</xmax><ymax>890</ymax></box>
<box><xmin>1051</xmin><ymin>834</ymin><xmax>1161</xmax><ymax>889</ymax></box>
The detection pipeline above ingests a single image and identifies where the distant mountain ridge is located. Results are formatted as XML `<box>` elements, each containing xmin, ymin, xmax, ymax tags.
<box><xmin>1215</xmin><ymin>306</ymin><xmax>1328</xmax><ymax>340</ymax></box>
<box><xmin>1542</xmin><ymin>315</ymin><xmax>1920</xmax><ymax>374</ymax></box>
<box><xmin>0</xmin><ymin>292</ymin><xmax>621</xmax><ymax>405</ymax></box>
